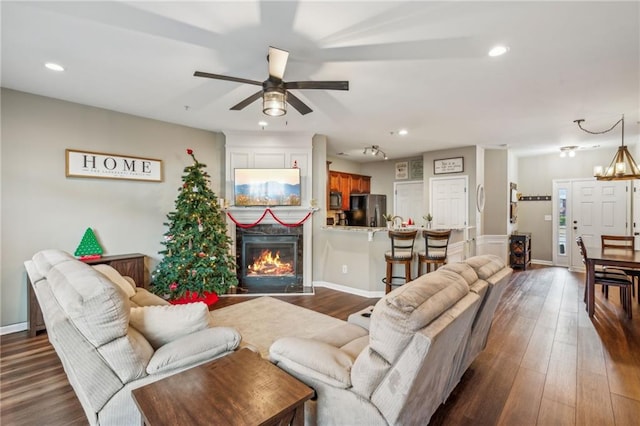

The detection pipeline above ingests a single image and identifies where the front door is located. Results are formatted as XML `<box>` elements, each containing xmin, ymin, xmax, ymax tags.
<box><xmin>570</xmin><ymin>179</ymin><xmax>629</xmax><ymax>270</ymax></box>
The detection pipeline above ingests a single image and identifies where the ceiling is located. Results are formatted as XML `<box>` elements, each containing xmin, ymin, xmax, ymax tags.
<box><xmin>2</xmin><ymin>1</ymin><xmax>639</xmax><ymax>162</ymax></box>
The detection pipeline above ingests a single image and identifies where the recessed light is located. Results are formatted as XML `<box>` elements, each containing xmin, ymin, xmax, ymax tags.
<box><xmin>258</xmin><ymin>121</ymin><xmax>268</xmax><ymax>127</ymax></box>
<box><xmin>45</xmin><ymin>62</ymin><xmax>65</xmax><ymax>72</ymax></box>
<box><xmin>488</xmin><ymin>45</ymin><xmax>509</xmax><ymax>57</ymax></box>
<box><xmin>398</xmin><ymin>129</ymin><xmax>408</xmax><ymax>136</ymax></box>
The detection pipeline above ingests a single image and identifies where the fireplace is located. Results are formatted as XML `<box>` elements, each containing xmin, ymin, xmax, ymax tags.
<box><xmin>236</xmin><ymin>224</ymin><xmax>303</xmax><ymax>293</ymax></box>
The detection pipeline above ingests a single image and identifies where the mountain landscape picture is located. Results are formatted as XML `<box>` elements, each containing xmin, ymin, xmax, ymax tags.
<box><xmin>234</xmin><ymin>169</ymin><xmax>301</xmax><ymax>206</ymax></box>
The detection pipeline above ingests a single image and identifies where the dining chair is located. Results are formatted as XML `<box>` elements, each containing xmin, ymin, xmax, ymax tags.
<box><xmin>576</xmin><ymin>236</ymin><xmax>632</xmax><ymax>318</ymax></box>
<box><xmin>418</xmin><ymin>229</ymin><xmax>451</xmax><ymax>276</ymax></box>
<box><xmin>601</xmin><ymin>234</ymin><xmax>639</xmax><ymax>300</ymax></box>
<box><xmin>384</xmin><ymin>230</ymin><xmax>418</xmax><ymax>294</ymax></box>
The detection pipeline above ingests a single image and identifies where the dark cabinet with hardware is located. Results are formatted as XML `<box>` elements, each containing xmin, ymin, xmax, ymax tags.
<box><xmin>509</xmin><ymin>232</ymin><xmax>531</xmax><ymax>270</ymax></box>
<box><xmin>28</xmin><ymin>253</ymin><xmax>146</xmax><ymax>337</ymax></box>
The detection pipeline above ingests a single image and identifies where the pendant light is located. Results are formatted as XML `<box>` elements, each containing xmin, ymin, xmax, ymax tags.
<box><xmin>574</xmin><ymin>114</ymin><xmax>640</xmax><ymax>180</ymax></box>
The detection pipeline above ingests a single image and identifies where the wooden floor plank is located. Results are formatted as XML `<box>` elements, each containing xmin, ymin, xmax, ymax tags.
<box><xmin>576</xmin><ymin>370</ymin><xmax>615</xmax><ymax>426</ymax></box>
<box><xmin>537</xmin><ymin>398</ymin><xmax>576</xmax><ymax>426</ymax></box>
<box><xmin>521</xmin><ymin>323</ymin><xmax>555</xmax><ymax>374</ymax></box>
<box><xmin>610</xmin><ymin>394</ymin><xmax>640</xmax><ymax>425</ymax></box>
<box><xmin>577</xmin><ymin>324</ymin><xmax>607</xmax><ymax>375</ymax></box>
<box><xmin>497</xmin><ymin>367</ymin><xmax>545</xmax><ymax>426</ymax></box>
<box><xmin>543</xmin><ymin>340</ymin><xmax>578</xmax><ymax>407</ymax></box>
<box><xmin>555</xmin><ymin>310</ymin><xmax>579</xmax><ymax>346</ymax></box>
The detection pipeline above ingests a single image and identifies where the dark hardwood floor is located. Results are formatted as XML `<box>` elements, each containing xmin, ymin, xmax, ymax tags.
<box><xmin>2</xmin><ymin>266</ymin><xmax>640</xmax><ymax>425</ymax></box>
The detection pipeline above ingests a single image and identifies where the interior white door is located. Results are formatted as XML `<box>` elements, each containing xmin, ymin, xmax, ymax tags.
<box><xmin>430</xmin><ymin>176</ymin><xmax>468</xmax><ymax>228</ymax></box>
<box><xmin>570</xmin><ymin>179</ymin><xmax>629</xmax><ymax>269</ymax></box>
<box><xmin>394</xmin><ymin>181</ymin><xmax>424</xmax><ymax>224</ymax></box>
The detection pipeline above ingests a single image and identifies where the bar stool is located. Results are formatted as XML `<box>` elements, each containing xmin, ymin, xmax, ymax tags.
<box><xmin>384</xmin><ymin>230</ymin><xmax>418</xmax><ymax>294</ymax></box>
<box><xmin>418</xmin><ymin>229</ymin><xmax>451</xmax><ymax>276</ymax></box>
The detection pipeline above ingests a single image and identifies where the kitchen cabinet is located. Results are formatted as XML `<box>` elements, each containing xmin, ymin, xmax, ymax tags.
<box><xmin>328</xmin><ymin>171</ymin><xmax>371</xmax><ymax>211</ymax></box>
<box><xmin>351</xmin><ymin>175</ymin><xmax>371</xmax><ymax>194</ymax></box>
<box><xmin>329</xmin><ymin>172</ymin><xmax>342</xmax><ymax>192</ymax></box>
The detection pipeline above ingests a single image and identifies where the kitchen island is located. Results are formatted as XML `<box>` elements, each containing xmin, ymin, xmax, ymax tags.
<box><xmin>314</xmin><ymin>225</ymin><xmax>469</xmax><ymax>296</ymax></box>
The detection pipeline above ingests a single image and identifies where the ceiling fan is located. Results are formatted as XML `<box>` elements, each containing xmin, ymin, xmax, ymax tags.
<box><xmin>194</xmin><ymin>46</ymin><xmax>349</xmax><ymax>117</ymax></box>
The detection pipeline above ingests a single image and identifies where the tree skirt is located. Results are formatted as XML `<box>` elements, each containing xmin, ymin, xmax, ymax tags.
<box><xmin>169</xmin><ymin>290</ymin><xmax>219</xmax><ymax>306</ymax></box>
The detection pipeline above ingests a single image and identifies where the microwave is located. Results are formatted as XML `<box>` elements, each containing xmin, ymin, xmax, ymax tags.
<box><xmin>329</xmin><ymin>191</ymin><xmax>343</xmax><ymax>210</ymax></box>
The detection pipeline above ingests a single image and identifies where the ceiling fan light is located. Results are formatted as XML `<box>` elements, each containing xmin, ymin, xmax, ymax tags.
<box><xmin>263</xmin><ymin>90</ymin><xmax>287</xmax><ymax>116</ymax></box>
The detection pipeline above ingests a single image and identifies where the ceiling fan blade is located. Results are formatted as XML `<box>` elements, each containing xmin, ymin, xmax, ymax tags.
<box><xmin>268</xmin><ymin>46</ymin><xmax>289</xmax><ymax>81</ymax></box>
<box><xmin>194</xmin><ymin>71</ymin><xmax>262</xmax><ymax>86</ymax></box>
<box><xmin>285</xmin><ymin>81</ymin><xmax>349</xmax><ymax>91</ymax></box>
<box><xmin>230</xmin><ymin>90</ymin><xmax>263</xmax><ymax>111</ymax></box>
<box><xmin>286</xmin><ymin>91</ymin><xmax>312</xmax><ymax>115</ymax></box>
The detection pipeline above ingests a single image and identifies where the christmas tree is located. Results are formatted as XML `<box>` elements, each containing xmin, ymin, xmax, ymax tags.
<box><xmin>152</xmin><ymin>149</ymin><xmax>237</xmax><ymax>299</ymax></box>
<box><xmin>74</xmin><ymin>228</ymin><xmax>103</xmax><ymax>259</ymax></box>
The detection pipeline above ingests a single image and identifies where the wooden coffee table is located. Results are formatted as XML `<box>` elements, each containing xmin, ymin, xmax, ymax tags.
<box><xmin>132</xmin><ymin>348</ymin><xmax>314</xmax><ymax>426</ymax></box>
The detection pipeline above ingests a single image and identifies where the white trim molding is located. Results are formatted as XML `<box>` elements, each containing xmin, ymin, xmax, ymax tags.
<box><xmin>1</xmin><ymin>322</ymin><xmax>27</xmax><ymax>335</ymax></box>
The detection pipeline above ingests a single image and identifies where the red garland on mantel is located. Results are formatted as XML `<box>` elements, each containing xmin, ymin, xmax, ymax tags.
<box><xmin>226</xmin><ymin>208</ymin><xmax>312</xmax><ymax>228</ymax></box>
<box><xmin>169</xmin><ymin>290</ymin><xmax>219</xmax><ymax>306</ymax></box>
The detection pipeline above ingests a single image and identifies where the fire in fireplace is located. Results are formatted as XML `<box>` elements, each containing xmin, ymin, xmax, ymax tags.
<box><xmin>236</xmin><ymin>226</ymin><xmax>303</xmax><ymax>293</ymax></box>
<box><xmin>247</xmin><ymin>249</ymin><xmax>294</xmax><ymax>276</ymax></box>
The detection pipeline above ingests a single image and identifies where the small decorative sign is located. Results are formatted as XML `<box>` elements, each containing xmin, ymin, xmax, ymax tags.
<box><xmin>66</xmin><ymin>149</ymin><xmax>163</xmax><ymax>182</ymax></box>
<box><xmin>409</xmin><ymin>158</ymin><xmax>424</xmax><ymax>180</ymax></box>
<box><xmin>395</xmin><ymin>161</ymin><xmax>408</xmax><ymax>179</ymax></box>
<box><xmin>434</xmin><ymin>157</ymin><xmax>464</xmax><ymax>174</ymax></box>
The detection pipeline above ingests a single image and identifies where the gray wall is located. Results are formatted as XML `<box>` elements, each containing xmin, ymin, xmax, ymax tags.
<box><xmin>1</xmin><ymin>89</ymin><xmax>225</xmax><ymax>327</ymax></box>
<box><xmin>484</xmin><ymin>149</ymin><xmax>509</xmax><ymax>235</ymax></box>
<box><xmin>517</xmin><ymin>147</ymin><xmax>629</xmax><ymax>262</ymax></box>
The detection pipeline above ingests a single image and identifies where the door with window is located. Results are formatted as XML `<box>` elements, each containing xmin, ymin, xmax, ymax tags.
<box><xmin>568</xmin><ymin>179</ymin><xmax>629</xmax><ymax>270</ymax></box>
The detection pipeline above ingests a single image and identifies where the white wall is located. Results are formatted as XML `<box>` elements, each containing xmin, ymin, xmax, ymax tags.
<box><xmin>1</xmin><ymin>89</ymin><xmax>225</xmax><ymax>327</ymax></box>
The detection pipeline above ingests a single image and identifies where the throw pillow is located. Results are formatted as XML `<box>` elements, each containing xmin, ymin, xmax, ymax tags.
<box><xmin>129</xmin><ymin>302</ymin><xmax>210</xmax><ymax>349</ymax></box>
<box><xmin>93</xmin><ymin>264</ymin><xmax>136</xmax><ymax>298</ymax></box>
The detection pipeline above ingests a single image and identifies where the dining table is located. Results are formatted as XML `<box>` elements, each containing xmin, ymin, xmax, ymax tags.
<box><xmin>584</xmin><ymin>246</ymin><xmax>640</xmax><ymax>317</ymax></box>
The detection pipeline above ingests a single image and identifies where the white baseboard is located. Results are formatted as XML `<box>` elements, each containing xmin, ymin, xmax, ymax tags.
<box><xmin>314</xmin><ymin>281</ymin><xmax>385</xmax><ymax>298</ymax></box>
<box><xmin>1</xmin><ymin>322</ymin><xmax>27</xmax><ymax>336</ymax></box>
<box><xmin>532</xmin><ymin>259</ymin><xmax>554</xmax><ymax>266</ymax></box>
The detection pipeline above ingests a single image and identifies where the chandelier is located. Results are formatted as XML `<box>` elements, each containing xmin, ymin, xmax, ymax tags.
<box><xmin>363</xmin><ymin>145</ymin><xmax>388</xmax><ymax>160</ymax></box>
<box><xmin>574</xmin><ymin>114</ymin><xmax>640</xmax><ymax>180</ymax></box>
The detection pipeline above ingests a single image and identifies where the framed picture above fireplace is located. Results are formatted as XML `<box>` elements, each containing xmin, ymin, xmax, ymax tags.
<box><xmin>234</xmin><ymin>168</ymin><xmax>301</xmax><ymax>207</ymax></box>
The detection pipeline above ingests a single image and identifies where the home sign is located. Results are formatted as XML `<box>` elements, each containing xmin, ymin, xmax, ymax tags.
<box><xmin>66</xmin><ymin>149</ymin><xmax>163</xmax><ymax>182</ymax></box>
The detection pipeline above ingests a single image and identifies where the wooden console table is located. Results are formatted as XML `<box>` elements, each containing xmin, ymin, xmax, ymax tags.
<box><xmin>132</xmin><ymin>348</ymin><xmax>314</xmax><ymax>426</ymax></box>
<box><xmin>28</xmin><ymin>253</ymin><xmax>146</xmax><ymax>337</ymax></box>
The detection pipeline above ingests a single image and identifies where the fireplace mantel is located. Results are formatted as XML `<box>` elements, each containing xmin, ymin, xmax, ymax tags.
<box><xmin>225</xmin><ymin>207</ymin><xmax>319</xmax><ymax>226</ymax></box>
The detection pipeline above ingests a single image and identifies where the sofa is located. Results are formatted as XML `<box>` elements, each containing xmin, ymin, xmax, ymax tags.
<box><xmin>270</xmin><ymin>254</ymin><xmax>512</xmax><ymax>425</ymax></box>
<box><xmin>24</xmin><ymin>249</ymin><xmax>241</xmax><ymax>426</ymax></box>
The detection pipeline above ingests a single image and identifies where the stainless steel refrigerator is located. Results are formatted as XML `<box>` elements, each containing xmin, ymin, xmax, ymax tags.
<box><xmin>347</xmin><ymin>194</ymin><xmax>387</xmax><ymax>227</ymax></box>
